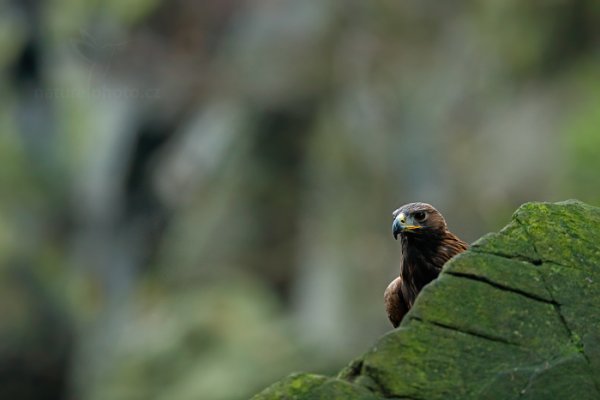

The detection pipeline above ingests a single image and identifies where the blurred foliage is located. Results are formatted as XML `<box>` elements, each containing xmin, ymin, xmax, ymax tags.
<box><xmin>0</xmin><ymin>1</ymin><xmax>599</xmax><ymax>399</ymax></box>
<box><xmin>562</xmin><ymin>61</ymin><xmax>600</xmax><ymax>206</ymax></box>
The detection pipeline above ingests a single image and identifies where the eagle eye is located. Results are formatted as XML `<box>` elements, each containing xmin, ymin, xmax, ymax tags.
<box><xmin>413</xmin><ymin>211</ymin><xmax>427</xmax><ymax>222</ymax></box>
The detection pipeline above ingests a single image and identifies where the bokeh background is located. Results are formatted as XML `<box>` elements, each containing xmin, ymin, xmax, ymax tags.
<box><xmin>1</xmin><ymin>1</ymin><xmax>600</xmax><ymax>399</ymax></box>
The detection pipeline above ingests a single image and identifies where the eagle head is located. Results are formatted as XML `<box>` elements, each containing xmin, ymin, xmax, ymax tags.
<box><xmin>392</xmin><ymin>202</ymin><xmax>447</xmax><ymax>240</ymax></box>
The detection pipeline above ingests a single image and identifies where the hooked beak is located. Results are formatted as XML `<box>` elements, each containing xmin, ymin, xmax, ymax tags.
<box><xmin>392</xmin><ymin>213</ymin><xmax>421</xmax><ymax>239</ymax></box>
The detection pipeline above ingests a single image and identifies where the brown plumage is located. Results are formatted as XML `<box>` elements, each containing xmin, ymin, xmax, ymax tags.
<box><xmin>385</xmin><ymin>202</ymin><xmax>468</xmax><ymax>327</ymax></box>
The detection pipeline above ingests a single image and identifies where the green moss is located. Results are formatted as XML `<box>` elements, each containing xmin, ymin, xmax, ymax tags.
<box><xmin>515</xmin><ymin>200</ymin><xmax>600</xmax><ymax>271</ymax></box>
<box><xmin>360</xmin><ymin>320</ymin><xmax>537</xmax><ymax>399</ymax></box>
<box><xmin>478</xmin><ymin>354</ymin><xmax>598</xmax><ymax>400</ymax></box>
<box><xmin>251</xmin><ymin>201</ymin><xmax>600</xmax><ymax>399</ymax></box>
<box><xmin>409</xmin><ymin>274</ymin><xmax>569</xmax><ymax>353</ymax></box>
<box><xmin>444</xmin><ymin>252</ymin><xmax>552</xmax><ymax>302</ymax></box>
<box><xmin>471</xmin><ymin>220</ymin><xmax>538</xmax><ymax>261</ymax></box>
<box><xmin>250</xmin><ymin>373</ymin><xmax>328</xmax><ymax>400</ymax></box>
<box><xmin>251</xmin><ymin>373</ymin><xmax>379</xmax><ymax>400</ymax></box>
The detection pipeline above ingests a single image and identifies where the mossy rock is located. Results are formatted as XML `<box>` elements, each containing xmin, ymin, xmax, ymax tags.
<box><xmin>252</xmin><ymin>200</ymin><xmax>600</xmax><ymax>399</ymax></box>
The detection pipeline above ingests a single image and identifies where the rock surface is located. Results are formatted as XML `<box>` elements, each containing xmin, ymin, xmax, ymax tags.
<box><xmin>252</xmin><ymin>200</ymin><xmax>600</xmax><ymax>399</ymax></box>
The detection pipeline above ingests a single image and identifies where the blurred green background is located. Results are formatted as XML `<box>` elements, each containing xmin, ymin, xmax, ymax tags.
<box><xmin>1</xmin><ymin>1</ymin><xmax>599</xmax><ymax>399</ymax></box>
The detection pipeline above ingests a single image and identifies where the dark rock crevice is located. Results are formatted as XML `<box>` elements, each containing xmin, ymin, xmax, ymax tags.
<box><xmin>445</xmin><ymin>271</ymin><xmax>558</xmax><ymax>306</ymax></box>
<box><xmin>513</xmin><ymin>215</ymin><xmax>544</xmax><ymax>265</ymax></box>
<box><xmin>409</xmin><ymin>316</ymin><xmax>521</xmax><ymax>347</ymax></box>
<box><xmin>360</xmin><ymin>364</ymin><xmax>401</xmax><ymax>399</ymax></box>
<box><xmin>469</xmin><ymin>247</ymin><xmax>543</xmax><ymax>267</ymax></box>
<box><xmin>536</xmin><ymin>272</ymin><xmax>574</xmax><ymax>340</ymax></box>
<box><xmin>537</xmin><ymin>267</ymin><xmax>600</xmax><ymax>395</ymax></box>
<box><xmin>339</xmin><ymin>358</ymin><xmax>365</xmax><ymax>382</ymax></box>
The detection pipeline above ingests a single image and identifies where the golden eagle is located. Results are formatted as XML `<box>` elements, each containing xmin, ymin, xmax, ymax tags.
<box><xmin>384</xmin><ymin>202</ymin><xmax>468</xmax><ymax>327</ymax></box>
